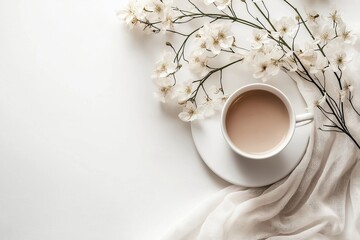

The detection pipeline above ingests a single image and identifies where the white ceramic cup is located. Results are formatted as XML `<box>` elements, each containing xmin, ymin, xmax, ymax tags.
<box><xmin>221</xmin><ymin>83</ymin><xmax>313</xmax><ymax>160</ymax></box>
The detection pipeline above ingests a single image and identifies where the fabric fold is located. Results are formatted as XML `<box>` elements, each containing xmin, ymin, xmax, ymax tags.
<box><xmin>161</xmin><ymin>67</ymin><xmax>360</xmax><ymax>240</ymax></box>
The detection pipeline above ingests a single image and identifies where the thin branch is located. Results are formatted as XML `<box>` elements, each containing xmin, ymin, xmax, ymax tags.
<box><xmin>219</xmin><ymin>69</ymin><xmax>224</xmax><ymax>94</ymax></box>
<box><xmin>190</xmin><ymin>58</ymin><xmax>244</xmax><ymax>100</ymax></box>
<box><xmin>262</xmin><ymin>1</ymin><xmax>270</xmax><ymax>19</ymax></box>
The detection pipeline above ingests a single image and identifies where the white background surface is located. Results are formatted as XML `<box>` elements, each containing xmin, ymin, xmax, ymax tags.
<box><xmin>0</xmin><ymin>1</ymin><xmax>229</xmax><ymax>239</ymax></box>
<box><xmin>0</xmin><ymin>0</ymin><xmax>359</xmax><ymax>239</ymax></box>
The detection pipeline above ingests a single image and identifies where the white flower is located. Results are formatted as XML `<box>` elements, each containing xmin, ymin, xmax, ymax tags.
<box><xmin>297</xmin><ymin>43</ymin><xmax>317</xmax><ymax>66</ymax></box>
<box><xmin>338</xmin><ymin>24</ymin><xmax>357</xmax><ymax>45</ymax></box>
<box><xmin>188</xmin><ymin>51</ymin><xmax>209</xmax><ymax>77</ymax></box>
<box><xmin>329</xmin><ymin>50</ymin><xmax>349</xmax><ymax>71</ymax></box>
<box><xmin>253</xmin><ymin>57</ymin><xmax>274</xmax><ymax>81</ymax></box>
<box><xmin>178</xmin><ymin>101</ymin><xmax>203</xmax><ymax>121</ymax></box>
<box><xmin>204</xmin><ymin>0</ymin><xmax>231</xmax><ymax>10</ymax></box>
<box><xmin>282</xmin><ymin>52</ymin><xmax>298</xmax><ymax>72</ymax></box>
<box><xmin>252</xmin><ymin>46</ymin><xmax>285</xmax><ymax>81</ymax></box>
<box><xmin>145</xmin><ymin>0</ymin><xmax>172</xmax><ymax>23</ymax></box>
<box><xmin>268</xmin><ymin>48</ymin><xmax>284</xmax><ymax>75</ymax></box>
<box><xmin>195</xmin><ymin>25</ymin><xmax>210</xmax><ymax>52</ymax></box>
<box><xmin>328</xmin><ymin>9</ymin><xmax>342</xmax><ymax>24</ymax></box>
<box><xmin>349</xmin><ymin>85</ymin><xmax>354</xmax><ymax>93</ymax></box>
<box><xmin>153</xmin><ymin>77</ymin><xmax>174</xmax><ymax>103</ymax></box>
<box><xmin>118</xmin><ymin>0</ymin><xmax>146</xmax><ymax>28</ymax></box>
<box><xmin>305</xmin><ymin>9</ymin><xmax>323</xmax><ymax>34</ymax></box>
<box><xmin>339</xmin><ymin>90</ymin><xmax>346</xmax><ymax>102</ymax></box>
<box><xmin>315</xmin><ymin>25</ymin><xmax>335</xmax><ymax>45</ymax></box>
<box><xmin>202</xmin><ymin>22</ymin><xmax>235</xmax><ymax>55</ymax></box>
<box><xmin>198</xmin><ymin>86</ymin><xmax>228</xmax><ymax>117</ymax></box>
<box><xmin>194</xmin><ymin>33</ymin><xmax>208</xmax><ymax>54</ymax></box>
<box><xmin>309</xmin><ymin>55</ymin><xmax>328</xmax><ymax>74</ymax></box>
<box><xmin>255</xmin><ymin>40</ymin><xmax>277</xmax><ymax>55</ymax></box>
<box><xmin>216</xmin><ymin>0</ymin><xmax>231</xmax><ymax>10</ymax></box>
<box><xmin>344</xmin><ymin>80</ymin><xmax>354</xmax><ymax>93</ymax></box>
<box><xmin>145</xmin><ymin>0</ymin><xmax>174</xmax><ymax>30</ymax></box>
<box><xmin>199</xmin><ymin>96</ymin><xmax>216</xmax><ymax>117</ymax></box>
<box><xmin>210</xmin><ymin>86</ymin><xmax>229</xmax><ymax>110</ymax></box>
<box><xmin>336</xmin><ymin>81</ymin><xmax>353</xmax><ymax>102</ymax></box>
<box><xmin>296</xmin><ymin>44</ymin><xmax>328</xmax><ymax>73</ymax></box>
<box><xmin>250</xmin><ymin>29</ymin><xmax>269</xmax><ymax>49</ymax></box>
<box><xmin>216</xmin><ymin>0</ymin><xmax>232</xmax><ymax>10</ymax></box>
<box><xmin>306</xmin><ymin>9</ymin><xmax>321</xmax><ymax>26</ymax></box>
<box><xmin>152</xmin><ymin>51</ymin><xmax>177</xmax><ymax>78</ymax></box>
<box><xmin>161</xmin><ymin>7</ymin><xmax>175</xmax><ymax>30</ymax></box>
<box><xmin>315</xmin><ymin>93</ymin><xmax>327</xmax><ymax>107</ymax></box>
<box><xmin>174</xmin><ymin>80</ymin><xmax>196</xmax><ymax>104</ymax></box>
<box><xmin>274</xmin><ymin>17</ymin><xmax>297</xmax><ymax>37</ymax></box>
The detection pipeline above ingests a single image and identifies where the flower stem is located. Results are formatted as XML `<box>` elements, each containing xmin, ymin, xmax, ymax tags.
<box><xmin>191</xmin><ymin>58</ymin><xmax>244</xmax><ymax>101</ymax></box>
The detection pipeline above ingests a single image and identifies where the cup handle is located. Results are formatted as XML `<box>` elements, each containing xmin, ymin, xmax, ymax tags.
<box><xmin>295</xmin><ymin>112</ymin><xmax>314</xmax><ymax>127</ymax></box>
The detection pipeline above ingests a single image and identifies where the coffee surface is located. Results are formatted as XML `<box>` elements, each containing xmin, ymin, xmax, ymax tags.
<box><xmin>226</xmin><ymin>90</ymin><xmax>290</xmax><ymax>155</ymax></box>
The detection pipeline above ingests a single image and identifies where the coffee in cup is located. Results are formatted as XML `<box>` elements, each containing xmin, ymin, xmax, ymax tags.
<box><xmin>221</xmin><ymin>83</ymin><xmax>313</xmax><ymax>160</ymax></box>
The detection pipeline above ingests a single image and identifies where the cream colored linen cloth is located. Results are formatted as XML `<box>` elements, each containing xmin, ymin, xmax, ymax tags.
<box><xmin>161</xmin><ymin>58</ymin><xmax>360</xmax><ymax>239</ymax></box>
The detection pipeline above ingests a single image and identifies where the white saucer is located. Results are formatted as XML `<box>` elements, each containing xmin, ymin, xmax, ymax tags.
<box><xmin>191</xmin><ymin>75</ymin><xmax>312</xmax><ymax>187</ymax></box>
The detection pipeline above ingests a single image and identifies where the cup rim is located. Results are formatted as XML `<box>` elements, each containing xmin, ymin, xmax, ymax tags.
<box><xmin>221</xmin><ymin>83</ymin><xmax>296</xmax><ymax>160</ymax></box>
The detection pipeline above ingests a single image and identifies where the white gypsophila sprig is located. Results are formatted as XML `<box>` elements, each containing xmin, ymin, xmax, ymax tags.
<box><xmin>178</xmin><ymin>101</ymin><xmax>203</xmax><ymax>121</ymax></box>
<box><xmin>152</xmin><ymin>51</ymin><xmax>178</xmax><ymax>78</ymax></box>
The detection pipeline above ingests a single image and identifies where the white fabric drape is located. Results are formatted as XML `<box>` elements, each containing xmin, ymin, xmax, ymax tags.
<box><xmin>161</xmin><ymin>56</ymin><xmax>360</xmax><ymax>240</ymax></box>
